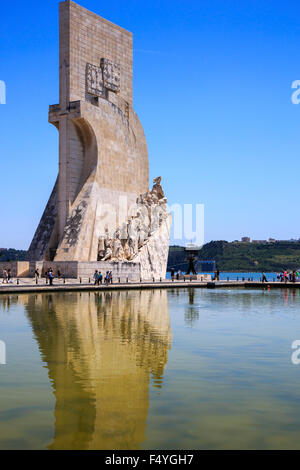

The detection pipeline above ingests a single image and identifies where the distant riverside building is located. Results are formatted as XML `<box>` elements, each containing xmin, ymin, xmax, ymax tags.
<box><xmin>268</xmin><ymin>238</ymin><xmax>276</xmax><ymax>243</ymax></box>
<box><xmin>252</xmin><ymin>240</ymin><xmax>267</xmax><ymax>244</ymax></box>
<box><xmin>241</xmin><ymin>237</ymin><xmax>250</xmax><ymax>243</ymax></box>
<box><xmin>275</xmin><ymin>239</ymin><xmax>300</xmax><ymax>243</ymax></box>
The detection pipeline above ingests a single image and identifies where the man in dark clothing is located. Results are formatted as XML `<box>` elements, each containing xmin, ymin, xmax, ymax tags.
<box><xmin>49</xmin><ymin>271</ymin><xmax>54</xmax><ymax>286</ymax></box>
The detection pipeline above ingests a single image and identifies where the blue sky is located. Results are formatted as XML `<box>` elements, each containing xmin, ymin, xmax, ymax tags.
<box><xmin>1</xmin><ymin>0</ymin><xmax>300</xmax><ymax>249</ymax></box>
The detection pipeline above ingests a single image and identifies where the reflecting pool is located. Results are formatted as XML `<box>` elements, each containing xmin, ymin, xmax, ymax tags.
<box><xmin>0</xmin><ymin>288</ymin><xmax>300</xmax><ymax>449</ymax></box>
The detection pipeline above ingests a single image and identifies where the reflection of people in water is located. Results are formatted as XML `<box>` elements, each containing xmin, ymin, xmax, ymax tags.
<box><xmin>25</xmin><ymin>290</ymin><xmax>172</xmax><ymax>450</ymax></box>
<box><xmin>185</xmin><ymin>289</ymin><xmax>199</xmax><ymax>327</ymax></box>
<box><xmin>0</xmin><ymin>294</ymin><xmax>19</xmax><ymax>311</ymax></box>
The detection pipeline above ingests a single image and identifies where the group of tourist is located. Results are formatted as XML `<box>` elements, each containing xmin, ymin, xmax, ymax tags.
<box><xmin>170</xmin><ymin>268</ymin><xmax>220</xmax><ymax>281</ymax></box>
<box><xmin>44</xmin><ymin>268</ymin><xmax>56</xmax><ymax>286</ymax></box>
<box><xmin>33</xmin><ymin>267</ymin><xmax>61</xmax><ymax>285</ymax></box>
<box><xmin>261</xmin><ymin>271</ymin><xmax>300</xmax><ymax>283</ymax></box>
<box><xmin>34</xmin><ymin>267</ymin><xmax>114</xmax><ymax>286</ymax></box>
<box><xmin>94</xmin><ymin>270</ymin><xmax>113</xmax><ymax>286</ymax></box>
<box><xmin>170</xmin><ymin>268</ymin><xmax>182</xmax><ymax>281</ymax></box>
<box><xmin>277</xmin><ymin>271</ymin><xmax>299</xmax><ymax>283</ymax></box>
<box><xmin>2</xmin><ymin>269</ymin><xmax>13</xmax><ymax>283</ymax></box>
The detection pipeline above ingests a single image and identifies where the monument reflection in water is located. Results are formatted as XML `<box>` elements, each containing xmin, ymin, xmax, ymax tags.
<box><xmin>24</xmin><ymin>290</ymin><xmax>171</xmax><ymax>450</ymax></box>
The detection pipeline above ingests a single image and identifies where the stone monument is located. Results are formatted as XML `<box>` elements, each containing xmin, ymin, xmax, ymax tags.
<box><xmin>28</xmin><ymin>0</ymin><xmax>171</xmax><ymax>280</ymax></box>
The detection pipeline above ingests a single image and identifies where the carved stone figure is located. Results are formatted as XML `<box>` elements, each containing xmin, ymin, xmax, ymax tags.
<box><xmin>128</xmin><ymin>238</ymin><xmax>136</xmax><ymax>260</ymax></box>
<box><xmin>97</xmin><ymin>237</ymin><xmax>105</xmax><ymax>261</ymax></box>
<box><xmin>123</xmin><ymin>241</ymin><xmax>131</xmax><ymax>260</ymax></box>
<box><xmin>113</xmin><ymin>232</ymin><xmax>125</xmax><ymax>261</ymax></box>
<box><xmin>128</xmin><ymin>216</ymin><xmax>140</xmax><ymax>258</ymax></box>
<box><xmin>99</xmin><ymin>230</ymin><xmax>113</xmax><ymax>261</ymax></box>
<box><xmin>118</xmin><ymin>222</ymin><xmax>128</xmax><ymax>242</ymax></box>
<box><xmin>151</xmin><ymin>176</ymin><xmax>165</xmax><ymax>200</ymax></box>
<box><xmin>102</xmin><ymin>246</ymin><xmax>112</xmax><ymax>261</ymax></box>
<box><xmin>135</xmin><ymin>208</ymin><xmax>149</xmax><ymax>248</ymax></box>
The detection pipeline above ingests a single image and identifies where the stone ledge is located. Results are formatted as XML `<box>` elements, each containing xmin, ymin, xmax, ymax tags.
<box><xmin>0</xmin><ymin>280</ymin><xmax>299</xmax><ymax>295</ymax></box>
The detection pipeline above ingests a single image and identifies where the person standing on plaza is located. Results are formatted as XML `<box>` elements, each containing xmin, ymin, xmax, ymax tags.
<box><xmin>94</xmin><ymin>270</ymin><xmax>98</xmax><ymax>285</ymax></box>
<box><xmin>48</xmin><ymin>270</ymin><xmax>54</xmax><ymax>286</ymax></box>
<box><xmin>98</xmin><ymin>271</ymin><xmax>103</xmax><ymax>285</ymax></box>
<box><xmin>2</xmin><ymin>269</ymin><xmax>8</xmax><ymax>283</ymax></box>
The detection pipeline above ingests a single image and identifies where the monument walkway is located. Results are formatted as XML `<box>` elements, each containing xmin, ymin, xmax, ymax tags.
<box><xmin>0</xmin><ymin>278</ymin><xmax>299</xmax><ymax>295</ymax></box>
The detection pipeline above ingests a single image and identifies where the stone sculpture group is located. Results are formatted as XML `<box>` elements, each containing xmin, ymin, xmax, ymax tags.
<box><xmin>98</xmin><ymin>177</ymin><xmax>168</xmax><ymax>262</ymax></box>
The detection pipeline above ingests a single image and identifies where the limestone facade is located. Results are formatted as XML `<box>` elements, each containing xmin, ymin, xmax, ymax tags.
<box><xmin>28</xmin><ymin>0</ymin><xmax>170</xmax><ymax>280</ymax></box>
<box><xmin>0</xmin><ymin>262</ymin><xmax>29</xmax><ymax>278</ymax></box>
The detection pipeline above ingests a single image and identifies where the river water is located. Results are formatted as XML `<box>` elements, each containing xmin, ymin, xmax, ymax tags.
<box><xmin>0</xmin><ymin>288</ymin><xmax>300</xmax><ymax>449</ymax></box>
<box><xmin>166</xmin><ymin>272</ymin><xmax>280</xmax><ymax>281</ymax></box>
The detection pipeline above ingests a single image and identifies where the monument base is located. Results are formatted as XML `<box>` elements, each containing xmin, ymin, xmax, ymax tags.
<box><xmin>0</xmin><ymin>261</ymin><xmax>29</xmax><ymax>278</ymax></box>
<box><xmin>29</xmin><ymin>261</ymin><xmax>141</xmax><ymax>281</ymax></box>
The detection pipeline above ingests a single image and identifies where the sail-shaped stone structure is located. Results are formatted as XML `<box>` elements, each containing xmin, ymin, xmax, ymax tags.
<box><xmin>28</xmin><ymin>0</ymin><xmax>171</xmax><ymax>280</ymax></box>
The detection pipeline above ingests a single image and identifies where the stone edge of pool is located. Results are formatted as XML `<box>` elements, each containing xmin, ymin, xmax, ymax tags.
<box><xmin>0</xmin><ymin>280</ymin><xmax>299</xmax><ymax>294</ymax></box>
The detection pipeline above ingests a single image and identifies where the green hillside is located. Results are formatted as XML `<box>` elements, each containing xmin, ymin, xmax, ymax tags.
<box><xmin>0</xmin><ymin>249</ymin><xmax>28</xmax><ymax>262</ymax></box>
<box><xmin>167</xmin><ymin>241</ymin><xmax>300</xmax><ymax>272</ymax></box>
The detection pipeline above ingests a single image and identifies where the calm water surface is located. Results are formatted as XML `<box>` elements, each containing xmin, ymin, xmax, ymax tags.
<box><xmin>166</xmin><ymin>272</ymin><xmax>280</xmax><ymax>281</ymax></box>
<box><xmin>0</xmin><ymin>288</ymin><xmax>300</xmax><ymax>449</ymax></box>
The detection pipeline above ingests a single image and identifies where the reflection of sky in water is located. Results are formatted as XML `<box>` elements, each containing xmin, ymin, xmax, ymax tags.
<box><xmin>0</xmin><ymin>288</ymin><xmax>300</xmax><ymax>449</ymax></box>
<box><xmin>147</xmin><ymin>288</ymin><xmax>300</xmax><ymax>449</ymax></box>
